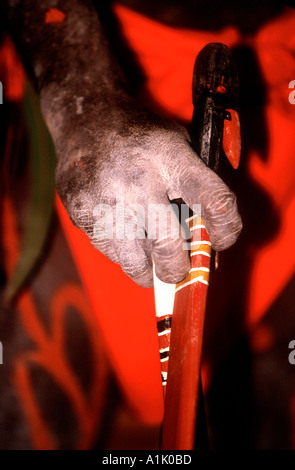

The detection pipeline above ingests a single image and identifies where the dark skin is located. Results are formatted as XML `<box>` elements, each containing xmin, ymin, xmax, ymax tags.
<box><xmin>3</xmin><ymin>0</ymin><xmax>243</xmax><ymax>287</ymax></box>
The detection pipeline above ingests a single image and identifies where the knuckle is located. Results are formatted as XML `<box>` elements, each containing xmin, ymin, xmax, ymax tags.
<box><xmin>204</xmin><ymin>186</ymin><xmax>239</xmax><ymax>226</ymax></box>
<box><xmin>60</xmin><ymin>190</ymin><xmax>98</xmax><ymax>245</ymax></box>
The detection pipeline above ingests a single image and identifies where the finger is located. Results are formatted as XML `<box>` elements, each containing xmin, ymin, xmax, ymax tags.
<box><xmin>171</xmin><ymin>149</ymin><xmax>242</xmax><ymax>251</ymax></box>
<box><xmin>146</xmin><ymin>197</ymin><xmax>191</xmax><ymax>284</ymax></box>
<box><xmin>115</xmin><ymin>238</ymin><xmax>154</xmax><ymax>288</ymax></box>
<box><xmin>90</xmin><ymin>199</ymin><xmax>154</xmax><ymax>287</ymax></box>
<box><xmin>89</xmin><ymin>217</ymin><xmax>154</xmax><ymax>287</ymax></box>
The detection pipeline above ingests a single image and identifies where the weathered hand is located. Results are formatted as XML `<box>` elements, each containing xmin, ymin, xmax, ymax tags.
<box><xmin>53</xmin><ymin>99</ymin><xmax>242</xmax><ymax>287</ymax></box>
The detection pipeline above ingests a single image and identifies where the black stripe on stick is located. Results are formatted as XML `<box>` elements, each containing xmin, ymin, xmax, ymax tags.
<box><xmin>157</xmin><ymin>316</ymin><xmax>172</xmax><ymax>333</ymax></box>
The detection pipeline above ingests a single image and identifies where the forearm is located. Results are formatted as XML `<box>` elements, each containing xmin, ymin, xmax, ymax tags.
<box><xmin>3</xmin><ymin>0</ymin><xmax>131</xmax><ymax>156</ymax></box>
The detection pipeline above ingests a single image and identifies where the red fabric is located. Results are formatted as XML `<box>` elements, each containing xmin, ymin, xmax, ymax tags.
<box><xmin>246</xmin><ymin>12</ymin><xmax>295</xmax><ymax>324</ymax></box>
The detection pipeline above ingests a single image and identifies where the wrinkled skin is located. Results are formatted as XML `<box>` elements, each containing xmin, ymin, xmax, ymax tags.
<box><xmin>4</xmin><ymin>0</ymin><xmax>242</xmax><ymax>287</ymax></box>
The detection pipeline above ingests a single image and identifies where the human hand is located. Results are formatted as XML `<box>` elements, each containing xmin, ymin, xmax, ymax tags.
<box><xmin>54</xmin><ymin>98</ymin><xmax>242</xmax><ymax>287</ymax></box>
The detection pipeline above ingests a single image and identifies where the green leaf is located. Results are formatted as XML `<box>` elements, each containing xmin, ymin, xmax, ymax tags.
<box><xmin>4</xmin><ymin>81</ymin><xmax>56</xmax><ymax>302</ymax></box>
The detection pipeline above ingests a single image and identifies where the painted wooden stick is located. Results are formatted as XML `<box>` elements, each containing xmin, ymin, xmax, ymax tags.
<box><xmin>154</xmin><ymin>43</ymin><xmax>241</xmax><ymax>450</ymax></box>
<box><xmin>160</xmin><ymin>214</ymin><xmax>211</xmax><ymax>449</ymax></box>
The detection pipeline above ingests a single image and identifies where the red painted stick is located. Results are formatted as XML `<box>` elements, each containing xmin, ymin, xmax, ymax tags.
<box><xmin>160</xmin><ymin>216</ymin><xmax>211</xmax><ymax>449</ymax></box>
<box><xmin>159</xmin><ymin>43</ymin><xmax>240</xmax><ymax>450</ymax></box>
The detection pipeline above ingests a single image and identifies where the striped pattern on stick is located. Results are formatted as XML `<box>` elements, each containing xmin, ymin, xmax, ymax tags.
<box><xmin>156</xmin><ymin>214</ymin><xmax>211</xmax><ymax>398</ymax></box>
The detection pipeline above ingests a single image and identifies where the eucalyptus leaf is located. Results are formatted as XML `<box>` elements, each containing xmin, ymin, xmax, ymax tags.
<box><xmin>4</xmin><ymin>81</ymin><xmax>56</xmax><ymax>302</ymax></box>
